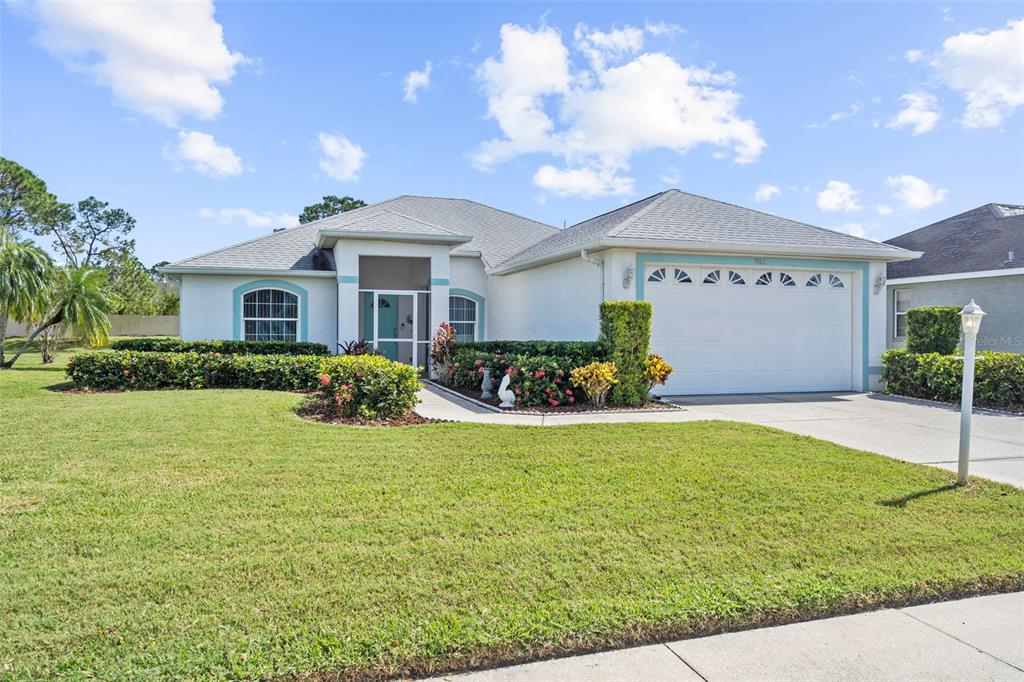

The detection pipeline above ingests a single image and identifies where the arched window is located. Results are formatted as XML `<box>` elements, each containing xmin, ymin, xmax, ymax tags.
<box><xmin>242</xmin><ymin>288</ymin><xmax>299</xmax><ymax>341</ymax></box>
<box><xmin>449</xmin><ymin>295</ymin><xmax>477</xmax><ymax>342</ymax></box>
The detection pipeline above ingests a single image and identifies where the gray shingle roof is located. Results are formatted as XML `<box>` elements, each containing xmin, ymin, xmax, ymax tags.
<box><xmin>498</xmin><ymin>190</ymin><xmax>909</xmax><ymax>269</ymax></box>
<box><xmin>169</xmin><ymin>196</ymin><xmax>559</xmax><ymax>271</ymax></box>
<box><xmin>885</xmin><ymin>203</ymin><xmax>1024</xmax><ymax>278</ymax></box>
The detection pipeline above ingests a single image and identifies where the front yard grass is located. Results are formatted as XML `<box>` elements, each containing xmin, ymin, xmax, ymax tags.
<box><xmin>2</xmin><ymin>346</ymin><xmax>1022</xmax><ymax>680</ymax></box>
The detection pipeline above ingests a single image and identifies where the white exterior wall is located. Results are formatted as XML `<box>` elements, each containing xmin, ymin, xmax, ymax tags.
<box><xmin>866</xmin><ymin>260</ymin><xmax>888</xmax><ymax>390</ymax></box>
<box><xmin>178</xmin><ymin>273</ymin><xmax>337</xmax><ymax>348</ymax></box>
<box><xmin>487</xmin><ymin>255</ymin><xmax>603</xmax><ymax>340</ymax></box>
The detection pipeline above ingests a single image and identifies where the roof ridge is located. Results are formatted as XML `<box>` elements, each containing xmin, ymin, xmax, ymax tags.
<box><xmin>670</xmin><ymin>189</ymin><xmax>892</xmax><ymax>247</ymax></box>
<box><xmin>171</xmin><ymin>221</ymin><xmax>316</xmax><ymax>267</ymax></box>
<box><xmin>351</xmin><ymin>207</ymin><xmax>466</xmax><ymax>236</ymax></box>
<box><xmin>403</xmin><ymin>195</ymin><xmax>558</xmax><ymax>232</ymax></box>
<box><xmin>884</xmin><ymin>204</ymin><xmax>1001</xmax><ymax>244</ymax></box>
<box><xmin>607</xmin><ymin>190</ymin><xmax>678</xmax><ymax>237</ymax></box>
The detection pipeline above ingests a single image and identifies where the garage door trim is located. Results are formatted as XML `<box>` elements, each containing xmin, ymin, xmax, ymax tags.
<box><xmin>635</xmin><ymin>253</ymin><xmax>870</xmax><ymax>389</ymax></box>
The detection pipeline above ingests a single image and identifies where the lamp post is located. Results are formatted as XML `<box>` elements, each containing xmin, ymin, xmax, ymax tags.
<box><xmin>957</xmin><ymin>299</ymin><xmax>986</xmax><ymax>486</ymax></box>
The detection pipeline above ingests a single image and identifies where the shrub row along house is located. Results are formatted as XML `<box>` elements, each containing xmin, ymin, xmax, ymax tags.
<box><xmin>162</xmin><ymin>190</ymin><xmax>918</xmax><ymax>395</ymax></box>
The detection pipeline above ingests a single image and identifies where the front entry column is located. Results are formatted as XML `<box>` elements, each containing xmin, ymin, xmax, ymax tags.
<box><xmin>337</xmin><ymin>275</ymin><xmax>359</xmax><ymax>350</ymax></box>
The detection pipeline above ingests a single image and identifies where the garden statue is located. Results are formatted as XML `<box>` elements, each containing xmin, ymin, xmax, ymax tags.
<box><xmin>497</xmin><ymin>373</ymin><xmax>515</xmax><ymax>409</ymax></box>
<box><xmin>481</xmin><ymin>368</ymin><xmax>495</xmax><ymax>400</ymax></box>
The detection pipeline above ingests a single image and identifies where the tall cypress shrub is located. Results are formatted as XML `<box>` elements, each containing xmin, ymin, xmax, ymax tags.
<box><xmin>599</xmin><ymin>301</ymin><xmax>652</xmax><ymax>406</ymax></box>
<box><xmin>906</xmin><ymin>306</ymin><xmax>961</xmax><ymax>354</ymax></box>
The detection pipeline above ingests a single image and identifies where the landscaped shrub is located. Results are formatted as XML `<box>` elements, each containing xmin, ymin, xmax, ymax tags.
<box><xmin>881</xmin><ymin>349</ymin><xmax>1024</xmax><ymax>412</ymax></box>
<box><xmin>67</xmin><ymin>351</ymin><xmax>324</xmax><ymax>391</ymax></box>
<box><xmin>457</xmin><ymin>340</ymin><xmax>606</xmax><ymax>366</ymax></box>
<box><xmin>598</xmin><ymin>301</ymin><xmax>652</xmax><ymax>406</ymax></box>
<box><xmin>503</xmin><ymin>355</ymin><xmax>579</xmax><ymax>407</ymax></box>
<box><xmin>66</xmin><ymin>351</ymin><xmax>423</xmax><ymax>418</ymax></box>
<box><xmin>569</xmin><ymin>362</ymin><xmax>618</xmax><ymax>406</ymax></box>
<box><xmin>110</xmin><ymin>338</ymin><xmax>330</xmax><ymax>356</ymax></box>
<box><xmin>313</xmin><ymin>354</ymin><xmax>421</xmax><ymax>420</ymax></box>
<box><xmin>906</xmin><ymin>307</ymin><xmax>961</xmax><ymax>354</ymax></box>
<box><xmin>643</xmin><ymin>354</ymin><xmax>674</xmax><ymax>395</ymax></box>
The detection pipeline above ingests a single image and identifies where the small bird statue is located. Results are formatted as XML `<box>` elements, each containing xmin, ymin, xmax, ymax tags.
<box><xmin>497</xmin><ymin>373</ymin><xmax>516</xmax><ymax>409</ymax></box>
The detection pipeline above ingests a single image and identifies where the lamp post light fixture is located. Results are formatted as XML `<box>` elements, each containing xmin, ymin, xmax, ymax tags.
<box><xmin>957</xmin><ymin>299</ymin><xmax>986</xmax><ymax>486</ymax></box>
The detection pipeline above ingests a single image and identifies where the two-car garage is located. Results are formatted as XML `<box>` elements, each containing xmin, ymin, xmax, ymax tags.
<box><xmin>644</xmin><ymin>263</ymin><xmax>856</xmax><ymax>395</ymax></box>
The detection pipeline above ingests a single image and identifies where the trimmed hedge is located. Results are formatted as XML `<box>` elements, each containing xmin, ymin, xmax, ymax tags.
<box><xmin>457</xmin><ymin>340</ymin><xmax>605</xmax><ymax>366</ymax></box>
<box><xmin>599</xmin><ymin>301</ymin><xmax>652</xmax><ymax>406</ymax></box>
<box><xmin>906</xmin><ymin>307</ymin><xmax>961</xmax><ymax>355</ymax></box>
<box><xmin>881</xmin><ymin>349</ymin><xmax>1024</xmax><ymax>412</ymax></box>
<box><xmin>109</xmin><ymin>338</ymin><xmax>330</xmax><ymax>356</ymax></box>
<box><xmin>66</xmin><ymin>351</ymin><xmax>423</xmax><ymax>418</ymax></box>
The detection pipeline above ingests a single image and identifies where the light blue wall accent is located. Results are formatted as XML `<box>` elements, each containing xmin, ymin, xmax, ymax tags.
<box><xmin>449</xmin><ymin>287</ymin><xmax>485</xmax><ymax>341</ymax></box>
<box><xmin>430</xmin><ymin>277</ymin><xmax>450</xmax><ymax>286</ymax></box>
<box><xmin>635</xmin><ymin>253</ymin><xmax>871</xmax><ymax>389</ymax></box>
<box><xmin>868</xmin><ymin>365</ymin><xmax>883</xmax><ymax>375</ymax></box>
<box><xmin>232</xmin><ymin>279</ymin><xmax>309</xmax><ymax>341</ymax></box>
<box><xmin>336</xmin><ymin>274</ymin><xmax>358</xmax><ymax>283</ymax></box>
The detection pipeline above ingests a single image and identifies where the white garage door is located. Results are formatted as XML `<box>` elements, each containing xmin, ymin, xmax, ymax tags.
<box><xmin>645</xmin><ymin>265</ymin><xmax>854</xmax><ymax>395</ymax></box>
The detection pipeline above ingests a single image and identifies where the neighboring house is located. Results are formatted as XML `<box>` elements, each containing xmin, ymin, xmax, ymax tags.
<box><xmin>885</xmin><ymin>204</ymin><xmax>1024</xmax><ymax>353</ymax></box>
<box><xmin>162</xmin><ymin>190</ymin><xmax>917</xmax><ymax>395</ymax></box>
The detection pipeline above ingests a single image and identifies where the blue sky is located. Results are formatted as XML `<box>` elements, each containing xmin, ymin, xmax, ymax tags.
<box><xmin>2</xmin><ymin>2</ymin><xmax>1022</xmax><ymax>266</ymax></box>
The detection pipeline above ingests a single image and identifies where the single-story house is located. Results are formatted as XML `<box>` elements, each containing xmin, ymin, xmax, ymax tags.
<box><xmin>885</xmin><ymin>203</ymin><xmax>1023</xmax><ymax>353</ymax></box>
<box><xmin>162</xmin><ymin>190</ymin><xmax>918</xmax><ymax>395</ymax></box>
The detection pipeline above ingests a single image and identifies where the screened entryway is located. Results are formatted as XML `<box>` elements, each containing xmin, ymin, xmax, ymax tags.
<box><xmin>357</xmin><ymin>256</ymin><xmax>431</xmax><ymax>367</ymax></box>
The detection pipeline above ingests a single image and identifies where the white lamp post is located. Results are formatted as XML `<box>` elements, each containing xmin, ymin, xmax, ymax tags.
<box><xmin>957</xmin><ymin>299</ymin><xmax>986</xmax><ymax>486</ymax></box>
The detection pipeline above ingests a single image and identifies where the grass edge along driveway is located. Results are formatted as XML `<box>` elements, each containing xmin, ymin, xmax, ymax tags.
<box><xmin>1</xmin><ymin>348</ymin><xmax>1022</xmax><ymax>680</ymax></box>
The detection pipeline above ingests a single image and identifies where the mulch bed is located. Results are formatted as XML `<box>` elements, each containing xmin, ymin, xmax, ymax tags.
<box><xmin>436</xmin><ymin>383</ymin><xmax>680</xmax><ymax>413</ymax></box>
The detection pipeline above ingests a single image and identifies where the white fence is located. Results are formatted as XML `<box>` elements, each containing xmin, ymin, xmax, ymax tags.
<box><xmin>4</xmin><ymin>315</ymin><xmax>180</xmax><ymax>338</ymax></box>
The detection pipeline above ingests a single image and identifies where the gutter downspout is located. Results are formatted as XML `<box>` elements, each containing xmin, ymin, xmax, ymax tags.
<box><xmin>580</xmin><ymin>249</ymin><xmax>605</xmax><ymax>300</ymax></box>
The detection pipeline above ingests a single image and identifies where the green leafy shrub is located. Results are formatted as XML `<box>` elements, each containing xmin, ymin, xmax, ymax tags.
<box><xmin>881</xmin><ymin>349</ymin><xmax>1024</xmax><ymax>412</ymax></box>
<box><xmin>906</xmin><ymin>307</ymin><xmax>961</xmax><ymax>354</ymax></box>
<box><xmin>599</xmin><ymin>301</ymin><xmax>652</xmax><ymax>406</ymax></box>
<box><xmin>109</xmin><ymin>338</ymin><xmax>330</xmax><ymax>356</ymax></box>
<box><xmin>448</xmin><ymin>349</ymin><xmax>582</xmax><ymax>407</ymax></box>
<box><xmin>458</xmin><ymin>340</ymin><xmax>605</xmax><ymax>366</ymax></box>
<box><xmin>314</xmin><ymin>354</ymin><xmax>421</xmax><ymax>420</ymax></box>
<box><xmin>66</xmin><ymin>352</ymin><xmax>423</xmax><ymax>419</ymax></box>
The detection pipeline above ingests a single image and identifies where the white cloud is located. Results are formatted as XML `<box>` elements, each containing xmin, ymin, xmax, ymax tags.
<box><xmin>808</xmin><ymin>101</ymin><xmax>862</xmax><ymax>128</ymax></box>
<box><xmin>574</xmin><ymin>23</ymin><xmax>646</xmax><ymax>71</ymax></box>
<box><xmin>886</xmin><ymin>92</ymin><xmax>940</xmax><ymax>135</ymax></box>
<box><xmin>839</xmin><ymin>222</ymin><xmax>868</xmax><ymax>238</ymax></box>
<box><xmin>817</xmin><ymin>180</ymin><xmax>862</xmax><ymax>212</ymax></box>
<box><xmin>403</xmin><ymin>60</ymin><xmax>433</xmax><ymax>103</ymax></box>
<box><xmin>533</xmin><ymin>164</ymin><xmax>634</xmax><ymax>198</ymax></box>
<box><xmin>753</xmin><ymin>183</ymin><xmax>781</xmax><ymax>202</ymax></box>
<box><xmin>644</xmin><ymin>20</ymin><xmax>684</xmax><ymax>39</ymax></box>
<box><xmin>876</xmin><ymin>204</ymin><xmax>893</xmax><ymax>216</ymax></box>
<box><xmin>660</xmin><ymin>166</ymin><xmax>681</xmax><ymax>185</ymax></box>
<box><xmin>317</xmin><ymin>132</ymin><xmax>366</xmax><ymax>182</ymax></box>
<box><xmin>12</xmin><ymin>0</ymin><xmax>248</xmax><ymax>126</ymax></box>
<box><xmin>474</xmin><ymin>23</ymin><xmax>764</xmax><ymax>198</ymax></box>
<box><xmin>165</xmin><ymin>130</ymin><xmax>242</xmax><ymax>178</ymax></box>
<box><xmin>199</xmin><ymin>207</ymin><xmax>297</xmax><ymax>229</ymax></box>
<box><xmin>905</xmin><ymin>49</ymin><xmax>924</xmax><ymax>63</ymax></box>
<box><xmin>885</xmin><ymin>174</ymin><xmax>948</xmax><ymax>209</ymax></box>
<box><xmin>931</xmin><ymin>18</ymin><xmax>1024</xmax><ymax>128</ymax></box>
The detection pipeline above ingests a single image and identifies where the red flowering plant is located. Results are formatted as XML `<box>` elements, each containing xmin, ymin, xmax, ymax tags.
<box><xmin>502</xmin><ymin>355</ymin><xmax>581</xmax><ymax>408</ymax></box>
<box><xmin>448</xmin><ymin>349</ymin><xmax>513</xmax><ymax>391</ymax></box>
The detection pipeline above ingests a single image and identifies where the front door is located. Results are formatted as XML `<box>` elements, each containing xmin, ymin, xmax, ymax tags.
<box><xmin>359</xmin><ymin>290</ymin><xmax>430</xmax><ymax>367</ymax></box>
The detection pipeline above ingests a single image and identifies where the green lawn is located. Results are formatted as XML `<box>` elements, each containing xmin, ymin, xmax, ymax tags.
<box><xmin>2</xmin><ymin>345</ymin><xmax>1022</xmax><ymax>680</ymax></box>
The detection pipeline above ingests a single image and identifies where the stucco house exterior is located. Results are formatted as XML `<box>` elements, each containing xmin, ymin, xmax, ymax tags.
<box><xmin>885</xmin><ymin>203</ymin><xmax>1023</xmax><ymax>354</ymax></box>
<box><xmin>162</xmin><ymin>190</ymin><xmax>918</xmax><ymax>395</ymax></box>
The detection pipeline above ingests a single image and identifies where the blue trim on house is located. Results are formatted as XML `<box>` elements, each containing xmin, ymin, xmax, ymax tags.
<box><xmin>430</xmin><ymin>278</ymin><xmax>450</xmax><ymax>286</ymax></box>
<box><xmin>232</xmin><ymin>279</ymin><xmax>309</xmax><ymax>341</ymax></box>
<box><xmin>336</xmin><ymin>274</ymin><xmax>358</xmax><ymax>284</ymax></box>
<box><xmin>449</xmin><ymin>287</ymin><xmax>485</xmax><ymax>341</ymax></box>
<box><xmin>635</xmin><ymin>253</ymin><xmax>872</xmax><ymax>389</ymax></box>
<box><xmin>868</xmin><ymin>365</ymin><xmax>883</xmax><ymax>375</ymax></box>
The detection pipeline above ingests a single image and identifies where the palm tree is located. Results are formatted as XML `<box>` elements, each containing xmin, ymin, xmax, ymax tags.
<box><xmin>2</xmin><ymin>265</ymin><xmax>114</xmax><ymax>368</ymax></box>
<box><xmin>0</xmin><ymin>229</ymin><xmax>52</xmax><ymax>366</ymax></box>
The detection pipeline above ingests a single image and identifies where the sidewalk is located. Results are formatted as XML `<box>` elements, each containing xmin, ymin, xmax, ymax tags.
<box><xmin>427</xmin><ymin>592</ymin><xmax>1024</xmax><ymax>681</ymax></box>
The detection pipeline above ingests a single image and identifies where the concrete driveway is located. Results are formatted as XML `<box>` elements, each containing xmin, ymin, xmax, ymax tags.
<box><xmin>665</xmin><ymin>392</ymin><xmax>1023</xmax><ymax>487</ymax></box>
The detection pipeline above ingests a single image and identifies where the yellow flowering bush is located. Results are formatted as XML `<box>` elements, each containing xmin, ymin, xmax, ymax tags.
<box><xmin>643</xmin><ymin>354</ymin><xmax>674</xmax><ymax>393</ymax></box>
<box><xmin>570</xmin><ymin>361</ymin><xmax>618</xmax><ymax>406</ymax></box>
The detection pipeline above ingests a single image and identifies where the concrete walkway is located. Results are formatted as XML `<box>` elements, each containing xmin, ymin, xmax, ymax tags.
<box><xmin>416</xmin><ymin>387</ymin><xmax>1024</xmax><ymax>487</ymax></box>
<box><xmin>428</xmin><ymin>592</ymin><xmax>1024</xmax><ymax>681</ymax></box>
